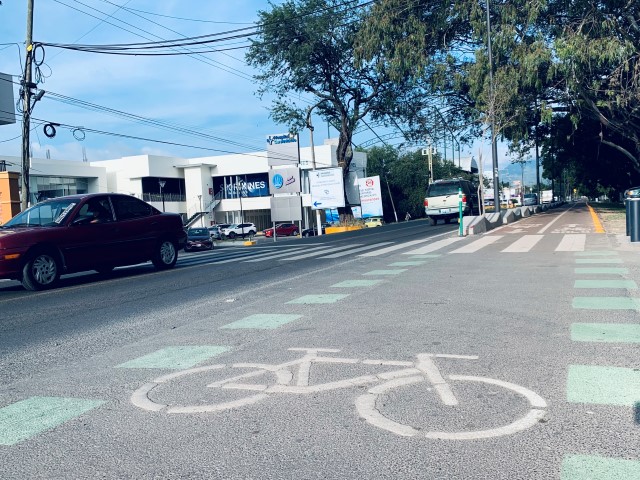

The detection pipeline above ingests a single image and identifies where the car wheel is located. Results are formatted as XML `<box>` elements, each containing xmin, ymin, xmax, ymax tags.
<box><xmin>428</xmin><ymin>218</ymin><xmax>436</xmax><ymax>226</ymax></box>
<box><xmin>292</xmin><ymin>230</ymin><xmax>298</xmax><ymax>236</ymax></box>
<box><xmin>152</xmin><ymin>239</ymin><xmax>178</xmax><ymax>270</ymax></box>
<box><xmin>248</xmin><ymin>230</ymin><xmax>256</xmax><ymax>236</ymax></box>
<box><xmin>21</xmin><ymin>251</ymin><xmax>61</xmax><ymax>291</ymax></box>
<box><xmin>228</xmin><ymin>232</ymin><xmax>236</xmax><ymax>239</ymax></box>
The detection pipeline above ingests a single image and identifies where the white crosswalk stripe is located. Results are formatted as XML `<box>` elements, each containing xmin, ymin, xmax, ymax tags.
<box><xmin>450</xmin><ymin>236</ymin><xmax>502</xmax><ymax>253</ymax></box>
<box><xmin>501</xmin><ymin>235</ymin><xmax>543</xmax><ymax>253</ymax></box>
<box><xmin>244</xmin><ymin>245</ymin><xmax>339</xmax><ymax>262</ymax></box>
<box><xmin>403</xmin><ymin>237</ymin><xmax>465</xmax><ymax>255</ymax></box>
<box><xmin>320</xmin><ymin>242</ymin><xmax>394</xmax><ymax>258</ymax></box>
<box><xmin>555</xmin><ymin>234</ymin><xmax>586</xmax><ymax>251</ymax></box>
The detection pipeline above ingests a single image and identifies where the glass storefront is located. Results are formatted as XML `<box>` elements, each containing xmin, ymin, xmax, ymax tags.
<box><xmin>32</xmin><ymin>176</ymin><xmax>89</xmax><ymax>203</ymax></box>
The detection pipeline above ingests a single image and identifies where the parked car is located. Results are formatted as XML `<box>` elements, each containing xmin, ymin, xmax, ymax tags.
<box><xmin>208</xmin><ymin>226</ymin><xmax>222</xmax><ymax>240</ymax></box>
<box><xmin>0</xmin><ymin>193</ymin><xmax>187</xmax><ymax>291</ymax></box>
<box><xmin>301</xmin><ymin>223</ymin><xmax>330</xmax><ymax>237</ymax></box>
<box><xmin>221</xmin><ymin>223</ymin><xmax>256</xmax><ymax>239</ymax></box>
<box><xmin>185</xmin><ymin>227</ymin><xmax>214</xmax><ymax>251</ymax></box>
<box><xmin>424</xmin><ymin>178</ymin><xmax>479</xmax><ymax>226</ymax></box>
<box><xmin>364</xmin><ymin>217</ymin><xmax>383</xmax><ymax>228</ymax></box>
<box><xmin>522</xmin><ymin>193</ymin><xmax>538</xmax><ymax>206</ymax></box>
<box><xmin>264</xmin><ymin>223</ymin><xmax>299</xmax><ymax>238</ymax></box>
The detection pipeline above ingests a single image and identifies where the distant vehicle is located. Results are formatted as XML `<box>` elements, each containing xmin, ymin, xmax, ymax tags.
<box><xmin>185</xmin><ymin>228</ymin><xmax>214</xmax><ymax>251</ymax></box>
<box><xmin>424</xmin><ymin>179</ymin><xmax>479</xmax><ymax>226</ymax></box>
<box><xmin>364</xmin><ymin>217</ymin><xmax>383</xmax><ymax>228</ymax></box>
<box><xmin>221</xmin><ymin>223</ymin><xmax>256</xmax><ymax>239</ymax></box>
<box><xmin>264</xmin><ymin>223</ymin><xmax>299</xmax><ymax>238</ymax></box>
<box><xmin>523</xmin><ymin>193</ymin><xmax>538</xmax><ymax>206</ymax></box>
<box><xmin>541</xmin><ymin>190</ymin><xmax>553</xmax><ymax>204</ymax></box>
<box><xmin>301</xmin><ymin>224</ymin><xmax>330</xmax><ymax>237</ymax></box>
<box><xmin>0</xmin><ymin>193</ymin><xmax>187</xmax><ymax>291</ymax></box>
<box><xmin>208</xmin><ymin>226</ymin><xmax>222</xmax><ymax>240</ymax></box>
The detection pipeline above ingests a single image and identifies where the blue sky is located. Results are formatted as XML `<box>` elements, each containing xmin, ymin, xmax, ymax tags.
<box><xmin>0</xmin><ymin>1</ymin><xmax>521</xmax><ymax>175</ymax></box>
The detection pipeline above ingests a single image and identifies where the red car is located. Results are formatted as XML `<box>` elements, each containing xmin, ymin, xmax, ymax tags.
<box><xmin>0</xmin><ymin>193</ymin><xmax>187</xmax><ymax>291</ymax></box>
<box><xmin>264</xmin><ymin>223</ymin><xmax>299</xmax><ymax>238</ymax></box>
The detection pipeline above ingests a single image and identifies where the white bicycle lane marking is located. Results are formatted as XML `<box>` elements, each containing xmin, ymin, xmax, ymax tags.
<box><xmin>131</xmin><ymin>348</ymin><xmax>547</xmax><ymax>440</ymax></box>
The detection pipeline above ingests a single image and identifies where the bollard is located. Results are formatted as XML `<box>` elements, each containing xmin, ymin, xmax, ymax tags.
<box><xmin>625</xmin><ymin>187</ymin><xmax>640</xmax><ymax>238</ymax></box>
<box><xmin>629</xmin><ymin>198</ymin><xmax>640</xmax><ymax>242</ymax></box>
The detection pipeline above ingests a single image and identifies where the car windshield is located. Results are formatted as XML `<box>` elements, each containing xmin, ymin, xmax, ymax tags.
<box><xmin>427</xmin><ymin>183</ymin><xmax>462</xmax><ymax>196</ymax></box>
<box><xmin>188</xmin><ymin>228</ymin><xmax>208</xmax><ymax>236</ymax></box>
<box><xmin>4</xmin><ymin>199</ymin><xmax>78</xmax><ymax>227</ymax></box>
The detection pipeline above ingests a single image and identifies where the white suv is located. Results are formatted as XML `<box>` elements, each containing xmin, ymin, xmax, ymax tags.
<box><xmin>424</xmin><ymin>179</ymin><xmax>479</xmax><ymax>226</ymax></box>
<box><xmin>221</xmin><ymin>223</ymin><xmax>256</xmax><ymax>239</ymax></box>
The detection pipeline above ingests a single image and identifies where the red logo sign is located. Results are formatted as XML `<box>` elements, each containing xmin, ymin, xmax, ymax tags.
<box><xmin>365</xmin><ymin>179</ymin><xmax>374</xmax><ymax>187</ymax></box>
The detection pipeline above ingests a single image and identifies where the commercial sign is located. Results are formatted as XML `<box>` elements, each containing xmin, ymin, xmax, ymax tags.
<box><xmin>267</xmin><ymin>133</ymin><xmax>299</xmax><ymax>167</ymax></box>
<box><xmin>357</xmin><ymin>175</ymin><xmax>383</xmax><ymax>218</ymax></box>
<box><xmin>309</xmin><ymin>168</ymin><xmax>344</xmax><ymax>210</ymax></box>
<box><xmin>213</xmin><ymin>174</ymin><xmax>269</xmax><ymax>198</ymax></box>
<box><xmin>268</xmin><ymin>167</ymin><xmax>301</xmax><ymax>194</ymax></box>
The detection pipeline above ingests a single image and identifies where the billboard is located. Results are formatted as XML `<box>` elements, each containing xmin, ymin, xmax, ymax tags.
<box><xmin>270</xmin><ymin>195</ymin><xmax>302</xmax><ymax>222</ymax></box>
<box><xmin>268</xmin><ymin>167</ymin><xmax>301</xmax><ymax>194</ymax></box>
<box><xmin>357</xmin><ymin>175</ymin><xmax>383</xmax><ymax>218</ymax></box>
<box><xmin>267</xmin><ymin>133</ymin><xmax>299</xmax><ymax>167</ymax></box>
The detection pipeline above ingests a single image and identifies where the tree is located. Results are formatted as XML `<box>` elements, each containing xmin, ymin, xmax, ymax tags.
<box><xmin>246</xmin><ymin>0</ymin><xmax>418</xmax><ymax>219</ymax></box>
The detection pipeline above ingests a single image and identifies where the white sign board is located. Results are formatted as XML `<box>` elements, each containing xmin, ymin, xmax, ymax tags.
<box><xmin>267</xmin><ymin>133</ymin><xmax>299</xmax><ymax>167</ymax></box>
<box><xmin>268</xmin><ymin>167</ymin><xmax>301</xmax><ymax>194</ymax></box>
<box><xmin>270</xmin><ymin>195</ymin><xmax>302</xmax><ymax>222</ymax></box>
<box><xmin>357</xmin><ymin>175</ymin><xmax>383</xmax><ymax>218</ymax></box>
<box><xmin>309</xmin><ymin>168</ymin><xmax>345</xmax><ymax>210</ymax></box>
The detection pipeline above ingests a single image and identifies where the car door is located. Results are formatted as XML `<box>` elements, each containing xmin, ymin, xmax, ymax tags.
<box><xmin>62</xmin><ymin>196</ymin><xmax>119</xmax><ymax>272</ymax></box>
<box><xmin>109</xmin><ymin>194</ymin><xmax>159</xmax><ymax>265</ymax></box>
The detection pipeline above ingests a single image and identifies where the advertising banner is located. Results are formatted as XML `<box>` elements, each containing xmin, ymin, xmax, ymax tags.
<box><xmin>357</xmin><ymin>175</ymin><xmax>383</xmax><ymax>218</ymax></box>
<box><xmin>267</xmin><ymin>133</ymin><xmax>299</xmax><ymax>167</ymax></box>
<box><xmin>268</xmin><ymin>167</ymin><xmax>301</xmax><ymax>194</ymax></box>
<box><xmin>309</xmin><ymin>168</ymin><xmax>345</xmax><ymax>210</ymax></box>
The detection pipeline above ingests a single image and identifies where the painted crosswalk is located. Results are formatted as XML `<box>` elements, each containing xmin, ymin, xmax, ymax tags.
<box><xmin>174</xmin><ymin>231</ymin><xmax>619</xmax><ymax>269</ymax></box>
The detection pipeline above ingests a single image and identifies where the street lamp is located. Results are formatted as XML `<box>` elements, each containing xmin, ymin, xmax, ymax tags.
<box><xmin>486</xmin><ymin>0</ymin><xmax>501</xmax><ymax>213</ymax></box>
<box><xmin>158</xmin><ymin>179</ymin><xmax>166</xmax><ymax>212</ymax></box>
<box><xmin>197</xmin><ymin>194</ymin><xmax>203</xmax><ymax>227</ymax></box>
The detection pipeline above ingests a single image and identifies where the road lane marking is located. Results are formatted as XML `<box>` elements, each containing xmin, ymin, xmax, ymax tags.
<box><xmin>537</xmin><ymin>204</ymin><xmax>577</xmax><ymax>233</ymax></box>
<box><xmin>567</xmin><ymin>365</ymin><xmax>640</xmax><ymax>406</ymax></box>
<box><xmin>0</xmin><ymin>396</ymin><xmax>105</xmax><ymax>446</ymax></box>
<box><xmin>363</xmin><ymin>269</ymin><xmax>407</xmax><ymax>276</ymax></box>
<box><xmin>571</xmin><ymin>323</ymin><xmax>640</xmax><ymax>343</ymax></box>
<box><xmin>561</xmin><ymin>455</ymin><xmax>640</xmax><ymax>480</ymax></box>
<box><xmin>574</xmin><ymin>251</ymin><xmax>618</xmax><ymax>256</ymax></box>
<box><xmin>359</xmin><ymin>230</ymin><xmax>456</xmax><ymax>257</ymax></box>
<box><xmin>501</xmin><ymin>235</ymin><xmax>543</xmax><ymax>253</ymax></box>
<box><xmin>320</xmin><ymin>242</ymin><xmax>393</xmax><ymax>258</ymax></box>
<box><xmin>243</xmin><ymin>245</ymin><xmax>333</xmax><ymax>262</ymax></box>
<box><xmin>575</xmin><ymin>258</ymin><xmax>623</xmax><ymax>264</ymax></box>
<box><xmin>573</xmin><ymin>297</ymin><xmax>640</xmax><ymax>310</ymax></box>
<box><xmin>403</xmin><ymin>237</ymin><xmax>465</xmax><ymax>255</ymax></box>
<box><xmin>221</xmin><ymin>314</ymin><xmax>302</xmax><ymax>329</ymax></box>
<box><xmin>116</xmin><ymin>346</ymin><xmax>230</xmax><ymax>369</ymax></box>
<box><xmin>574</xmin><ymin>279</ymin><xmax>637</xmax><ymax>289</ymax></box>
<box><xmin>555</xmin><ymin>234</ymin><xmax>586</xmax><ymax>251</ymax></box>
<box><xmin>450</xmin><ymin>236</ymin><xmax>502</xmax><ymax>253</ymax></box>
<box><xmin>330</xmin><ymin>280</ymin><xmax>383</xmax><ymax>287</ymax></box>
<box><xmin>575</xmin><ymin>267</ymin><xmax>628</xmax><ymax>275</ymax></box>
<box><xmin>388</xmin><ymin>261</ymin><xmax>426</xmax><ymax>266</ymax></box>
<box><xmin>287</xmin><ymin>294</ymin><xmax>349</xmax><ymax>304</ymax></box>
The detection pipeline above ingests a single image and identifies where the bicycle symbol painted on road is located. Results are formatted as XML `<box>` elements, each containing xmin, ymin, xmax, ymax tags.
<box><xmin>131</xmin><ymin>348</ymin><xmax>547</xmax><ymax>440</ymax></box>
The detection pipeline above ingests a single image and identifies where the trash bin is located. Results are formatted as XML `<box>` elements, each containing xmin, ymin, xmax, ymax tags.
<box><xmin>625</xmin><ymin>187</ymin><xmax>640</xmax><ymax>242</ymax></box>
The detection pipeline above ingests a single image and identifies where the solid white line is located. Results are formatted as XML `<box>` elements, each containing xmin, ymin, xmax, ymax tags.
<box><xmin>403</xmin><ymin>236</ymin><xmax>466</xmax><ymax>255</ymax></box>
<box><xmin>555</xmin><ymin>234</ymin><xmax>586</xmax><ymax>252</ymax></box>
<box><xmin>450</xmin><ymin>236</ymin><xmax>502</xmax><ymax>253</ymax></box>
<box><xmin>501</xmin><ymin>235</ymin><xmax>544</xmax><ymax>253</ymax></box>
<box><xmin>320</xmin><ymin>242</ymin><xmax>394</xmax><ymax>258</ymax></box>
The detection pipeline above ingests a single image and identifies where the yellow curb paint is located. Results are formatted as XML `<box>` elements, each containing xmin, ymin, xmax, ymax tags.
<box><xmin>243</xmin><ymin>241</ymin><xmax>256</xmax><ymax>246</ymax></box>
<box><xmin>587</xmin><ymin>205</ymin><xmax>605</xmax><ymax>233</ymax></box>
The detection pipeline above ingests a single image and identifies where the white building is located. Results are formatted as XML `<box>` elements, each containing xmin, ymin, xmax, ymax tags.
<box><xmin>1</xmin><ymin>139</ymin><xmax>367</xmax><ymax>231</ymax></box>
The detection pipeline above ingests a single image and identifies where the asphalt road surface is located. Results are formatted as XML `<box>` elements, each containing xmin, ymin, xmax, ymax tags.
<box><xmin>1</xmin><ymin>202</ymin><xmax>639</xmax><ymax>479</ymax></box>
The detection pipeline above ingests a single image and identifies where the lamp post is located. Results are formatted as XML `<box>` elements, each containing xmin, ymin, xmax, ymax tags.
<box><xmin>306</xmin><ymin>108</ymin><xmax>323</xmax><ymax>236</ymax></box>
<box><xmin>158</xmin><ymin>179</ymin><xmax>166</xmax><ymax>212</ymax></box>
<box><xmin>197</xmin><ymin>194</ymin><xmax>203</xmax><ymax>227</ymax></box>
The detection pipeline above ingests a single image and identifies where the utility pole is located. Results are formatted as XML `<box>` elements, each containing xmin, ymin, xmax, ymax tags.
<box><xmin>21</xmin><ymin>0</ymin><xmax>35</xmax><ymax>211</ymax></box>
<box><xmin>486</xmin><ymin>0</ymin><xmax>500</xmax><ymax>213</ymax></box>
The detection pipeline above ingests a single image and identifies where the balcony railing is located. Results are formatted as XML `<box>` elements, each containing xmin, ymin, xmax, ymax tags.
<box><xmin>143</xmin><ymin>193</ymin><xmax>186</xmax><ymax>203</ymax></box>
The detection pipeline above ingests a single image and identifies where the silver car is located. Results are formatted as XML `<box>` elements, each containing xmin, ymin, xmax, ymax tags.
<box><xmin>523</xmin><ymin>193</ymin><xmax>538</xmax><ymax>206</ymax></box>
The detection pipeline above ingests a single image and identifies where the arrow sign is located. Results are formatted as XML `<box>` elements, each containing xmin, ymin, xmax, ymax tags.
<box><xmin>313</xmin><ymin>201</ymin><xmax>322</xmax><ymax>207</ymax></box>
